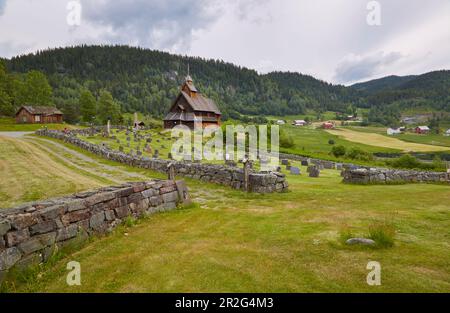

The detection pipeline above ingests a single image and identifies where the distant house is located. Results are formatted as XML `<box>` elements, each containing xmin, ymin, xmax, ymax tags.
<box><xmin>444</xmin><ymin>129</ymin><xmax>450</xmax><ymax>137</ymax></box>
<box><xmin>415</xmin><ymin>126</ymin><xmax>430</xmax><ymax>134</ymax></box>
<box><xmin>15</xmin><ymin>105</ymin><xmax>63</xmax><ymax>124</ymax></box>
<box><xmin>292</xmin><ymin>120</ymin><xmax>307</xmax><ymax>126</ymax></box>
<box><xmin>276</xmin><ymin>120</ymin><xmax>286</xmax><ymax>125</ymax></box>
<box><xmin>387</xmin><ymin>127</ymin><xmax>405</xmax><ymax>135</ymax></box>
<box><xmin>163</xmin><ymin>75</ymin><xmax>221</xmax><ymax>129</ymax></box>
<box><xmin>322</xmin><ymin>122</ymin><xmax>334</xmax><ymax>129</ymax></box>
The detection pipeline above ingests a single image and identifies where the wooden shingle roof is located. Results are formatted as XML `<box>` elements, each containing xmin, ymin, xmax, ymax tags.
<box><xmin>16</xmin><ymin>105</ymin><xmax>63</xmax><ymax>116</ymax></box>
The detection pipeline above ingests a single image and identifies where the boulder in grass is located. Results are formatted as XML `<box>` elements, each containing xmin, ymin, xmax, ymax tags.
<box><xmin>345</xmin><ymin>238</ymin><xmax>376</xmax><ymax>246</ymax></box>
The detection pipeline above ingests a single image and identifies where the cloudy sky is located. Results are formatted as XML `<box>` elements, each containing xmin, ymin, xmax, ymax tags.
<box><xmin>0</xmin><ymin>0</ymin><xmax>449</xmax><ymax>85</ymax></box>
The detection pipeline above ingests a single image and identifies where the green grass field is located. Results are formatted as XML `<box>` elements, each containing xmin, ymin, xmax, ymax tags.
<box><xmin>1</xmin><ymin>134</ymin><xmax>449</xmax><ymax>292</ymax></box>
<box><xmin>0</xmin><ymin>117</ymin><xmax>82</xmax><ymax>131</ymax></box>
<box><xmin>348</xmin><ymin>126</ymin><xmax>450</xmax><ymax>148</ymax></box>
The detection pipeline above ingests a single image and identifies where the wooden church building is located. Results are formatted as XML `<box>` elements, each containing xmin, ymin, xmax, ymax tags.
<box><xmin>163</xmin><ymin>75</ymin><xmax>221</xmax><ymax>129</ymax></box>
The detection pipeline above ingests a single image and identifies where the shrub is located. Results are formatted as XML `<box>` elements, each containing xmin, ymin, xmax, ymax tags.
<box><xmin>347</xmin><ymin>148</ymin><xmax>373</xmax><ymax>161</ymax></box>
<box><xmin>328</xmin><ymin>139</ymin><xmax>335</xmax><ymax>145</ymax></box>
<box><xmin>368</xmin><ymin>221</ymin><xmax>396</xmax><ymax>248</ymax></box>
<box><xmin>331</xmin><ymin>145</ymin><xmax>346</xmax><ymax>157</ymax></box>
<box><xmin>279</xmin><ymin>131</ymin><xmax>295</xmax><ymax>148</ymax></box>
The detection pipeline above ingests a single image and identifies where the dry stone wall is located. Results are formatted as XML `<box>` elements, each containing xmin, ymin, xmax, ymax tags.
<box><xmin>0</xmin><ymin>180</ymin><xmax>189</xmax><ymax>278</ymax></box>
<box><xmin>279</xmin><ymin>152</ymin><xmax>449</xmax><ymax>185</ymax></box>
<box><xmin>342</xmin><ymin>168</ymin><xmax>449</xmax><ymax>184</ymax></box>
<box><xmin>36</xmin><ymin>129</ymin><xmax>288</xmax><ymax>193</ymax></box>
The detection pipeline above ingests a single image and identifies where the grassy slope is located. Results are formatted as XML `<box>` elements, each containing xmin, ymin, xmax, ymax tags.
<box><xmin>0</xmin><ymin>117</ymin><xmax>82</xmax><ymax>131</ymax></box>
<box><xmin>0</xmin><ymin>136</ymin><xmax>104</xmax><ymax>207</ymax></box>
<box><xmin>348</xmin><ymin>126</ymin><xmax>450</xmax><ymax>148</ymax></box>
<box><xmin>326</xmin><ymin>128</ymin><xmax>450</xmax><ymax>152</ymax></box>
<box><xmin>1</xmin><ymin>135</ymin><xmax>449</xmax><ymax>292</ymax></box>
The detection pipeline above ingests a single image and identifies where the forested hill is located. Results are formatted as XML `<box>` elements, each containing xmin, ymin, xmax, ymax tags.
<box><xmin>351</xmin><ymin>75</ymin><xmax>417</xmax><ymax>95</ymax></box>
<box><xmin>4</xmin><ymin>45</ymin><xmax>362</xmax><ymax>121</ymax></box>
<box><xmin>351</xmin><ymin>71</ymin><xmax>450</xmax><ymax>111</ymax></box>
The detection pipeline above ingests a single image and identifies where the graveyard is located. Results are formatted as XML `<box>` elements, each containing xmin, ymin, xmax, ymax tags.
<box><xmin>1</xmin><ymin>130</ymin><xmax>449</xmax><ymax>292</ymax></box>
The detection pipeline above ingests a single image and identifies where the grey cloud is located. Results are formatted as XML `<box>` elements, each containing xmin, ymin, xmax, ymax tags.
<box><xmin>334</xmin><ymin>51</ymin><xmax>404</xmax><ymax>84</ymax></box>
<box><xmin>80</xmin><ymin>0</ymin><xmax>222</xmax><ymax>51</ymax></box>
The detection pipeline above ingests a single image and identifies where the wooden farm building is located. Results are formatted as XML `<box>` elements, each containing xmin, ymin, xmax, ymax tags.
<box><xmin>164</xmin><ymin>75</ymin><xmax>221</xmax><ymax>129</ymax></box>
<box><xmin>15</xmin><ymin>105</ymin><xmax>63</xmax><ymax>124</ymax></box>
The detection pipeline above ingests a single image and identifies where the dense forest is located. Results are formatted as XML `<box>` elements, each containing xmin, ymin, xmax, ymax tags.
<box><xmin>1</xmin><ymin>45</ymin><xmax>449</xmax><ymax>125</ymax></box>
<box><xmin>1</xmin><ymin>45</ymin><xmax>362</xmax><ymax>123</ymax></box>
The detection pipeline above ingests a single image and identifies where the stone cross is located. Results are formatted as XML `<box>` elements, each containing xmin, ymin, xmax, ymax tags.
<box><xmin>167</xmin><ymin>162</ymin><xmax>175</xmax><ymax>181</ymax></box>
<box><xmin>107</xmin><ymin>119</ymin><xmax>111</xmax><ymax>136</ymax></box>
<box><xmin>243</xmin><ymin>158</ymin><xmax>251</xmax><ymax>192</ymax></box>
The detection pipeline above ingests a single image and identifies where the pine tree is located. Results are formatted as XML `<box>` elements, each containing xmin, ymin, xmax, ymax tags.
<box><xmin>97</xmin><ymin>90</ymin><xmax>121</xmax><ymax>124</ymax></box>
<box><xmin>79</xmin><ymin>89</ymin><xmax>97</xmax><ymax>123</ymax></box>
<box><xmin>21</xmin><ymin>70</ymin><xmax>53</xmax><ymax>105</ymax></box>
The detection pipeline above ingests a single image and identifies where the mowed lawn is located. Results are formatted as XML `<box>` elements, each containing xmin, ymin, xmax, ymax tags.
<box><xmin>0</xmin><ymin>136</ymin><xmax>104</xmax><ymax>207</ymax></box>
<box><xmin>348</xmin><ymin>126</ymin><xmax>450</xmax><ymax>148</ymax></box>
<box><xmin>1</xmin><ymin>135</ymin><xmax>449</xmax><ymax>292</ymax></box>
<box><xmin>0</xmin><ymin>117</ymin><xmax>81</xmax><ymax>132</ymax></box>
<box><xmin>326</xmin><ymin>128</ymin><xmax>450</xmax><ymax>152</ymax></box>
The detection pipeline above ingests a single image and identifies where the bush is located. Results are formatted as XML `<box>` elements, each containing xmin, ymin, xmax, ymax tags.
<box><xmin>328</xmin><ymin>139</ymin><xmax>335</xmax><ymax>145</ymax></box>
<box><xmin>368</xmin><ymin>221</ymin><xmax>396</xmax><ymax>248</ymax></box>
<box><xmin>279</xmin><ymin>131</ymin><xmax>295</xmax><ymax>148</ymax></box>
<box><xmin>346</xmin><ymin>148</ymin><xmax>373</xmax><ymax>161</ymax></box>
<box><xmin>331</xmin><ymin>145</ymin><xmax>346</xmax><ymax>157</ymax></box>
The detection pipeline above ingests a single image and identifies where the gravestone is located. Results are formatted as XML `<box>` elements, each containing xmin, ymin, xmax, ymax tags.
<box><xmin>126</xmin><ymin>137</ymin><xmax>130</xmax><ymax>141</ymax></box>
<box><xmin>281</xmin><ymin>159</ymin><xmax>289</xmax><ymax>165</ymax></box>
<box><xmin>286</xmin><ymin>165</ymin><xmax>291</xmax><ymax>171</ymax></box>
<box><xmin>301</xmin><ymin>160</ymin><xmax>309</xmax><ymax>166</ymax></box>
<box><xmin>137</xmin><ymin>150</ymin><xmax>142</xmax><ymax>156</ymax></box>
<box><xmin>153</xmin><ymin>149</ymin><xmax>159</xmax><ymax>158</ymax></box>
<box><xmin>336</xmin><ymin>163</ymin><xmax>343</xmax><ymax>170</ymax></box>
<box><xmin>276</xmin><ymin>166</ymin><xmax>282</xmax><ymax>172</ymax></box>
<box><xmin>308</xmin><ymin>166</ymin><xmax>320</xmax><ymax>177</ymax></box>
<box><xmin>146</xmin><ymin>138</ymin><xmax>152</xmax><ymax>143</ymax></box>
<box><xmin>116</xmin><ymin>139</ymin><xmax>120</xmax><ymax>144</ymax></box>
<box><xmin>290</xmin><ymin>166</ymin><xmax>300</xmax><ymax>175</ymax></box>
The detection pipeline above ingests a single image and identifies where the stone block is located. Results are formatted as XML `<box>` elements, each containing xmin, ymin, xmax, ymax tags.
<box><xmin>66</xmin><ymin>199</ymin><xmax>86</xmax><ymax>212</ymax></box>
<box><xmin>141</xmin><ymin>188</ymin><xmax>158</xmax><ymax>198</ymax></box>
<box><xmin>0</xmin><ymin>247</ymin><xmax>22</xmax><ymax>271</ymax></box>
<box><xmin>39</xmin><ymin>205</ymin><xmax>65</xmax><ymax>220</ymax></box>
<box><xmin>114</xmin><ymin>205</ymin><xmax>129</xmax><ymax>219</ymax></box>
<box><xmin>9</xmin><ymin>213</ymin><xmax>38</xmax><ymax>230</ymax></box>
<box><xmin>61</xmin><ymin>209</ymin><xmax>91</xmax><ymax>225</ymax></box>
<box><xmin>29</xmin><ymin>220</ymin><xmax>56</xmax><ymax>235</ymax></box>
<box><xmin>162</xmin><ymin>191</ymin><xmax>179</xmax><ymax>203</ymax></box>
<box><xmin>56</xmin><ymin>224</ymin><xmax>79</xmax><ymax>242</ymax></box>
<box><xmin>89</xmin><ymin>212</ymin><xmax>105</xmax><ymax>230</ymax></box>
<box><xmin>127</xmin><ymin>192</ymin><xmax>143</xmax><ymax>204</ymax></box>
<box><xmin>85</xmin><ymin>192</ymin><xmax>115</xmax><ymax>206</ymax></box>
<box><xmin>290</xmin><ymin>167</ymin><xmax>300</xmax><ymax>175</ymax></box>
<box><xmin>0</xmin><ymin>220</ymin><xmax>11</xmax><ymax>236</ymax></box>
<box><xmin>6</xmin><ymin>229</ymin><xmax>30</xmax><ymax>246</ymax></box>
<box><xmin>18</xmin><ymin>238</ymin><xmax>45</xmax><ymax>255</ymax></box>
